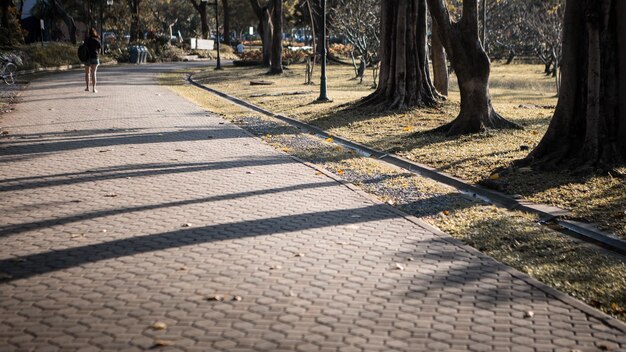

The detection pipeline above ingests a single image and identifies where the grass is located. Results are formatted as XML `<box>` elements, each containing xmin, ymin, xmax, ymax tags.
<box><xmin>160</xmin><ymin>66</ymin><xmax>626</xmax><ymax>322</ymax></box>
<box><xmin>189</xmin><ymin>62</ymin><xmax>625</xmax><ymax>239</ymax></box>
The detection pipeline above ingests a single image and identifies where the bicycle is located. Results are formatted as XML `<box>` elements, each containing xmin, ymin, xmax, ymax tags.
<box><xmin>1</xmin><ymin>56</ymin><xmax>18</xmax><ymax>85</ymax></box>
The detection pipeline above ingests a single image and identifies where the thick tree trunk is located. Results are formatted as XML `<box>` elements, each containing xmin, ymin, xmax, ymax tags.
<box><xmin>221</xmin><ymin>0</ymin><xmax>230</xmax><ymax>45</ymax></box>
<box><xmin>0</xmin><ymin>1</ymin><xmax>9</xmax><ymax>30</ymax></box>
<box><xmin>129</xmin><ymin>0</ymin><xmax>141</xmax><ymax>42</ymax></box>
<box><xmin>523</xmin><ymin>0</ymin><xmax>626</xmax><ymax>170</ymax></box>
<box><xmin>431</xmin><ymin>19</ymin><xmax>448</xmax><ymax>96</ymax></box>
<box><xmin>427</xmin><ymin>0</ymin><xmax>519</xmax><ymax>135</ymax></box>
<box><xmin>250</xmin><ymin>0</ymin><xmax>272</xmax><ymax>66</ymax></box>
<box><xmin>268</xmin><ymin>0</ymin><xmax>283</xmax><ymax>74</ymax></box>
<box><xmin>359</xmin><ymin>0</ymin><xmax>437</xmax><ymax>110</ymax></box>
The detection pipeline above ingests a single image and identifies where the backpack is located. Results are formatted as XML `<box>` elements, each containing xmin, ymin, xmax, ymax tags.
<box><xmin>77</xmin><ymin>42</ymin><xmax>88</xmax><ymax>62</ymax></box>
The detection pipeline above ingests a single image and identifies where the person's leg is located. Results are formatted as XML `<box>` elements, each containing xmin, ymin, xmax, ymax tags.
<box><xmin>90</xmin><ymin>64</ymin><xmax>98</xmax><ymax>93</ymax></box>
<box><xmin>84</xmin><ymin>66</ymin><xmax>90</xmax><ymax>91</ymax></box>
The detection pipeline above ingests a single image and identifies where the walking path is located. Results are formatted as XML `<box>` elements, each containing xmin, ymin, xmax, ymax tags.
<box><xmin>1</xmin><ymin>64</ymin><xmax>625</xmax><ymax>352</ymax></box>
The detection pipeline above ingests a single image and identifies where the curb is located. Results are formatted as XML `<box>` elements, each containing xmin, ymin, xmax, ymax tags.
<box><xmin>187</xmin><ymin>74</ymin><xmax>626</xmax><ymax>256</ymax></box>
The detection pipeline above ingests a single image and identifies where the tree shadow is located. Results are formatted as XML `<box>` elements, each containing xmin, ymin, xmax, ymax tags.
<box><xmin>0</xmin><ymin>180</ymin><xmax>339</xmax><ymax>239</ymax></box>
<box><xmin>0</xmin><ymin>128</ymin><xmax>251</xmax><ymax>157</ymax></box>
<box><xmin>0</xmin><ymin>203</ymin><xmax>404</xmax><ymax>282</ymax></box>
<box><xmin>0</xmin><ymin>159</ymin><xmax>294</xmax><ymax>193</ymax></box>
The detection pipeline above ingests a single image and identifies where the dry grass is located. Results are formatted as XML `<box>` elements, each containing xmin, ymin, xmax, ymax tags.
<box><xmin>190</xmin><ymin>63</ymin><xmax>625</xmax><ymax>239</ymax></box>
<box><xmin>161</xmin><ymin>69</ymin><xmax>626</xmax><ymax>322</ymax></box>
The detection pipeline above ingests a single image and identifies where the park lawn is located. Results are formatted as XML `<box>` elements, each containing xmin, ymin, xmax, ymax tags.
<box><xmin>190</xmin><ymin>62</ymin><xmax>626</xmax><ymax>239</ymax></box>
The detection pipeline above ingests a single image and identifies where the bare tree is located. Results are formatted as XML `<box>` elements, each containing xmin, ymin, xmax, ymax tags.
<box><xmin>427</xmin><ymin>0</ymin><xmax>520</xmax><ymax>135</ymax></box>
<box><xmin>250</xmin><ymin>0</ymin><xmax>273</xmax><ymax>66</ymax></box>
<box><xmin>329</xmin><ymin>0</ymin><xmax>380</xmax><ymax>65</ymax></box>
<box><xmin>359</xmin><ymin>0</ymin><xmax>437</xmax><ymax>109</ymax></box>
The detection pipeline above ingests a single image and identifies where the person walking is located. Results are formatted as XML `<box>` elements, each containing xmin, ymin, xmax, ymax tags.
<box><xmin>83</xmin><ymin>28</ymin><xmax>102</xmax><ymax>93</ymax></box>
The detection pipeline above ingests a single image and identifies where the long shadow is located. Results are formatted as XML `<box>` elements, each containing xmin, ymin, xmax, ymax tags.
<box><xmin>0</xmin><ymin>159</ymin><xmax>293</xmax><ymax>192</ymax></box>
<box><xmin>0</xmin><ymin>203</ymin><xmax>402</xmax><ymax>282</ymax></box>
<box><xmin>0</xmin><ymin>128</ymin><xmax>248</xmax><ymax>157</ymax></box>
<box><xmin>5</xmin><ymin>111</ymin><xmax>213</xmax><ymax>129</ymax></box>
<box><xmin>0</xmin><ymin>180</ymin><xmax>339</xmax><ymax>239</ymax></box>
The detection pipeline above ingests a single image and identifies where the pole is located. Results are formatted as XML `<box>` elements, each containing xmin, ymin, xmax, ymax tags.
<box><xmin>214</xmin><ymin>1</ymin><xmax>222</xmax><ymax>70</ymax></box>
<box><xmin>316</xmin><ymin>0</ymin><xmax>329</xmax><ymax>102</ymax></box>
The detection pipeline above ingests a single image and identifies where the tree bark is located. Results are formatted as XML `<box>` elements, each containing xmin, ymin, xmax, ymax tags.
<box><xmin>431</xmin><ymin>19</ymin><xmax>448</xmax><ymax>96</ymax></box>
<box><xmin>53</xmin><ymin>0</ymin><xmax>76</xmax><ymax>44</ymax></box>
<box><xmin>359</xmin><ymin>0</ymin><xmax>437</xmax><ymax>110</ymax></box>
<box><xmin>129</xmin><ymin>0</ymin><xmax>142</xmax><ymax>42</ymax></box>
<box><xmin>249</xmin><ymin>0</ymin><xmax>273</xmax><ymax>66</ymax></box>
<box><xmin>427</xmin><ymin>0</ymin><xmax>519</xmax><ymax>135</ymax></box>
<box><xmin>268</xmin><ymin>0</ymin><xmax>283</xmax><ymax>74</ymax></box>
<box><xmin>522</xmin><ymin>0</ymin><xmax>626</xmax><ymax>170</ymax></box>
<box><xmin>190</xmin><ymin>0</ymin><xmax>210</xmax><ymax>39</ymax></box>
<box><xmin>221</xmin><ymin>0</ymin><xmax>230</xmax><ymax>45</ymax></box>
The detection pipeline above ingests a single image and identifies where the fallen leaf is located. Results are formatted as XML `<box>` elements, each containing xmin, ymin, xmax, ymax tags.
<box><xmin>179</xmin><ymin>267</ymin><xmax>187</xmax><ymax>271</ymax></box>
<box><xmin>335</xmin><ymin>146</ymin><xmax>342</xmax><ymax>151</ymax></box>
<box><xmin>325</xmin><ymin>137</ymin><xmax>333</xmax><ymax>143</ymax></box>
<box><xmin>270</xmin><ymin>265</ymin><xmax>282</xmax><ymax>270</ymax></box>
<box><xmin>1</xmin><ymin>131</ymin><xmax>9</xmax><ymax>135</ymax></box>
<box><xmin>523</xmin><ymin>310</ymin><xmax>534</xmax><ymax>318</ymax></box>
<box><xmin>403</xmin><ymin>126</ymin><xmax>412</xmax><ymax>132</ymax></box>
<box><xmin>443</xmin><ymin>210</ymin><xmax>450</xmax><ymax>216</ymax></box>
<box><xmin>294</xmin><ymin>253</ymin><xmax>304</xmax><ymax>257</ymax></box>
<box><xmin>174</xmin><ymin>149</ymin><xmax>187</xmax><ymax>152</ymax></box>
<box><xmin>99</xmin><ymin>149</ymin><xmax>113</xmax><ymax>153</ymax></box>
<box><xmin>265</xmin><ymin>134</ymin><xmax>271</xmax><ymax>139</ymax></box>
<box><xmin>206</xmin><ymin>295</ymin><xmax>224</xmax><ymax>301</ymax></box>
<box><xmin>152</xmin><ymin>340</ymin><xmax>175</xmax><ymax>347</ymax></box>
<box><xmin>395</xmin><ymin>263</ymin><xmax>405</xmax><ymax>271</ymax></box>
<box><xmin>387</xmin><ymin>199</ymin><xmax>395</xmax><ymax>205</ymax></box>
<box><xmin>101</xmin><ymin>229</ymin><xmax>107</xmax><ymax>233</ymax></box>
<box><xmin>182</xmin><ymin>223</ymin><xmax>192</xmax><ymax>227</ymax></box>
<box><xmin>151</xmin><ymin>322</ymin><xmax>167</xmax><ymax>330</ymax></box>
<box><xmin>407</xmin><ymin>257</ymin><xmax>414</xmax><ymax>262</ymax></box>
<box><xmin>337</xmin><ymin>169</ymin><xmax>344</xmax><ymax>175</ymax></box>
<box><xmin>104</xmin><ymin>193</ymin><xmax>118</xmax><ymax>198</ymax></box>
<box><xmin>489</xmin><ymin>173</ymin><xmax>500</xmax><ymax>180</ymax></box>
<box><xmin>232</xmin><ymin>296</ymin><xmax>243</xmax><ymax>302</ymax></box>
<box><xmin>70</xmin><ymin>233</ymin><xmax>85</xmax><ymax>239</ymax></box>
<box><xmin>246</xmin><ymin>171</ymin><xmax>255</xmax><ymax>174</ymax></box>
<box><xmin>315</xmin><ymin>171</ymin><xmax>323</xmax><ymax>176</ymax></box>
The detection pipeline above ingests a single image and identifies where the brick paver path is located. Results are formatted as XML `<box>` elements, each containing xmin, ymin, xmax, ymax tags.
<box><xmin>1</xmin><ymin>64</ymin><xmax>625</xmax><ymax>352</ymax></box>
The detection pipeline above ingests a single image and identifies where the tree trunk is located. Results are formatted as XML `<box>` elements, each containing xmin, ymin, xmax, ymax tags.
<box><xmin>53</xmin><ymin>0</ymin><xmax>76</xmax><ymax>44</ymax></box>
<box><xmin>221</xmin><ymin>0</ymin><xmax>230</xmax><ymax>45</ymax></box>
<box><xmin>129</xmin><ymin>0</ymin><xmax>141</xmax><ymax>42</ymax></box>
<box><xmin>250</xmin><ymin>0</ymin><xmax>273</xmax><ymax>66</ymax></box>
<box><xmin>0</xmin><ymin>1</ymin><xmax>9</xmax><ymax>30</ymax></box>
<box><xmin>523</xmin><ymin>0</ymin><xmax>626</xmax><ymax>170</ymax></box>
<box><xmin>359</xmin><ymin>0</ymin><xmax>437</xmax><ymax>110</ymax></box>
<box><xmin>191</xmin><ymin>0</ymin><xmax>210</xmax><ymax>39</ymax></box>
<box><xmin>427</xmin><ymin>0</ymin><xmax>519</xmax><ymax>135</ymax></box>
<box><xmin>268</xmin><ymin>0</ymin><xmax>283</xmax><ymax>74</ymax></box>
<box><xmin>431</xmin><ymin>19</ymin><xmax>448</xmax><ymax>96</ymax></box>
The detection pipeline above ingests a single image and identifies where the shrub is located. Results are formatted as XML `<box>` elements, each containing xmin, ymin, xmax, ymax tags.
<box><xmin>328</xmin><ymin>43</ymin><xmax>354</xmax><ymax>57</ymax></box>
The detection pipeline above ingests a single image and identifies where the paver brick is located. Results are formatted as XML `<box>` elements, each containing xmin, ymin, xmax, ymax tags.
<box><xmin>1</xmin><ymin>64</ymin><xmax>625</xmax><ymax>351</ymax></box>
